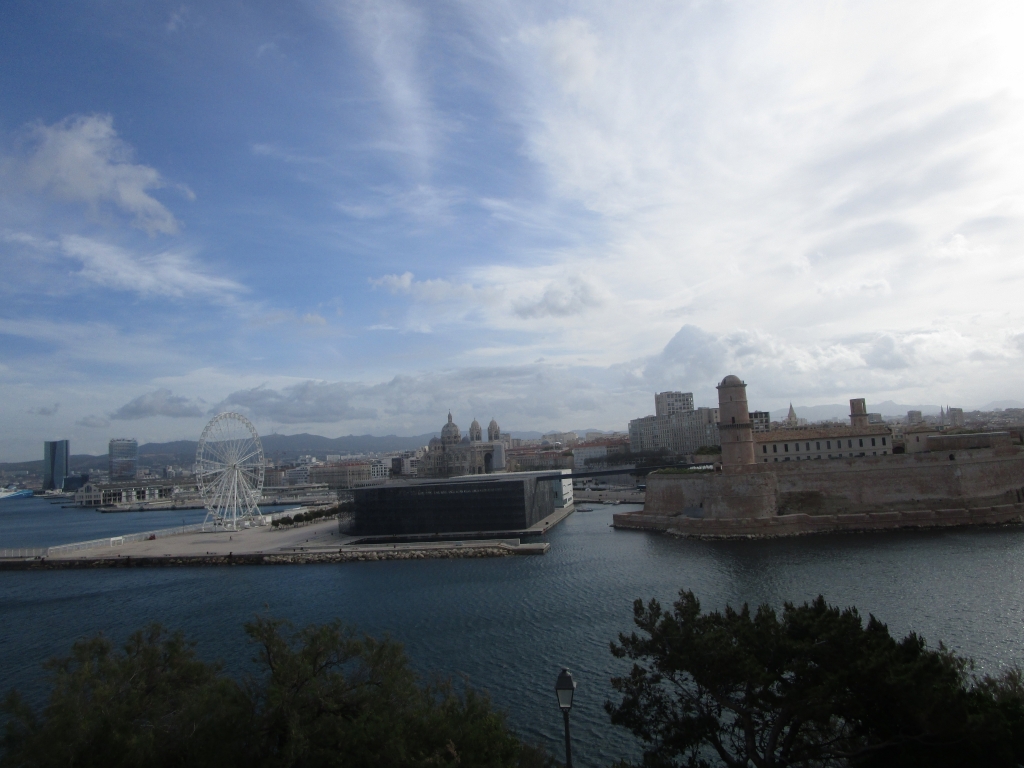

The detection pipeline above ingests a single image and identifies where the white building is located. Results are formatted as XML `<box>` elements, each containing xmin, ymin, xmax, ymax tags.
<box><xmin>628</xmin><ymin>404</ymin><xmax>720</xmax><ymax>455</ymax></box>
<box><xmin>543</xmin><ymin>431</ymin><xmax>579</xmax><ymax>446</ymax></box>
<box><xmin>655</xmin><ymin>391</ymin><xmax>695</xmax><ymax>417</ymax></box>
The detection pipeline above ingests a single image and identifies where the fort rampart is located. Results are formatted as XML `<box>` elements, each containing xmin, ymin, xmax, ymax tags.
<box><xmin>618</xmin><ymin>447</ymin><xmax>1024</xmax><ymax>538</ymax></box>
<box><xmin>613</xmin><ymin>503</ymin><xmax>1024</xmax><ymax>538</ymax></box>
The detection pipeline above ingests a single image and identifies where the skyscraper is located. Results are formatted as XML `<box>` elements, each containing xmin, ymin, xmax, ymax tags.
<box><xmin>42</xmin><ymin>440</ymin><xmax>70</xmax><ymax>491</ymax></box>
<box><xmin>109</xmin><ymin>438</ymin><xmax>138</xmax><ymax>480</ymax></box>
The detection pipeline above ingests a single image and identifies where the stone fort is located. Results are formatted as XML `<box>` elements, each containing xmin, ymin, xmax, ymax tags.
<box><xmin>615</xmin><ymin>375</ymin><xmax>1024</xmax><ymax>537</ymax></box>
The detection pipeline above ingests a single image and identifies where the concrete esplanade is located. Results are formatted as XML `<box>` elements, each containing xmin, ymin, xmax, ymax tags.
<box><xmin>613</xmin><ymin>374</ymin><xmax>1024</xmax><ymax>538</ymax></box>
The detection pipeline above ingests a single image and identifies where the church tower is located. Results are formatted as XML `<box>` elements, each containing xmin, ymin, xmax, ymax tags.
<box><xmin>717</xmin><ymin>375</ymin><xmax>756</xmax><ymax>471</ymax></box>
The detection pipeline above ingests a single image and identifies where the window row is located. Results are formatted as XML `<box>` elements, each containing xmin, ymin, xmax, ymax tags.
<box><xmin>762</xmin><ymin>436</ymin><xmax>887</xmax><ymax>454</ymax></box>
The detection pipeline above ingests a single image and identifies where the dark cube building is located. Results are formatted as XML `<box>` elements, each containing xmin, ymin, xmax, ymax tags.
<box><xmin>351</xmin><ymin>473</ymin><xmax>569</xmax><ymax>536</ymax></box>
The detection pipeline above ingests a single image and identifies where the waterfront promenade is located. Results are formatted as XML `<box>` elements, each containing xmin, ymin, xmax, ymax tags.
<box><xmin>0</xmin><ymin>503</ymin><xmax>572</xmax><ymax>568</ymax></box>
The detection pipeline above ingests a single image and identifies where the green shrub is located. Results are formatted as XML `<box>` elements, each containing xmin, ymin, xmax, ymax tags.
<box><xmin>2</xmin><ymin>618</ymin><xmax>551</xmax><ymax>768</ymax></box>
<box><xmin>608</xmin><ymin>591</ymin><xmax>1024</xmax><ymax>768</ymax></box>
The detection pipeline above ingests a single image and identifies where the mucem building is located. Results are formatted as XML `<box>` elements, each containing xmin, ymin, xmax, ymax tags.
<box><xmin>351</xmin><ymin>471</ymin><xmax>573</xmax><ymax>537</ymax></box>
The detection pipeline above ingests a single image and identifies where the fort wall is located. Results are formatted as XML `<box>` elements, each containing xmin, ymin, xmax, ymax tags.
<box><xmin>761</xmin><ymin>447</ymin><xmax>1024</xmax><ymax>510</ymax></box>
<box><xmin>644</xmin><ymin>471</ymin><xmax>777</xmax><ymax>519</ymax></box>
<box><xmin>613</xmin><ymin>503</ymin><xmax>1024</xmax><ymax>538</ymax></box>
<box><xmin>629</xmin><ymin>447</ymin><xmax>1024</xmax><ymax>537</ymax></box>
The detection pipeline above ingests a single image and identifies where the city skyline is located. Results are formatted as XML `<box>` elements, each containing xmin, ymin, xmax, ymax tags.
<box><xmin>3</xmin><ymin>1</ymin><xmax>1024</xmax><ymax>461</ymax></box>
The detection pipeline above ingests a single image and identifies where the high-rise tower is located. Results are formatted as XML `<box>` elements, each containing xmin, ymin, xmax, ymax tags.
<box><xmin>109</xmin><ymin>438</ymin><xmax>138</xmax><ymax>480</ymax></box>
<box><xmin>717</xmin><ymin>375</ymin><xmax>755</xmax><ymax>471</ymax></box>
<box><xmin>43</xmin><ymin>440</ymin><xmax>69</xmax><ymax>491</ymax></box>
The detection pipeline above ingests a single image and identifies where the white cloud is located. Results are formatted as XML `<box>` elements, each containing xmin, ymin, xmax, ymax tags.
<box><xmin>59</xmin><ymin>235</ymin><xmax>244</xmax><ymax>299</ymax></box>
<box><xmin>21</xmin><ymin>114</ymin><xmax>191</xmax><ymax>234</ymax></box>
<box><xmin>302</xmin><ymin>312</ymin><xmax>327</xmax><ymax>326</ymax></box>
<box><xmin>334</xmin><ymin>0</ymin><xmax>438</xmax><ymax>172</ymax></box>
<box><xmin>513</xmin><ymin>282</ymin><xmax>601</xmax><ymax>319</ymax></box>
<box><xmin>166</xmin><ymin>5</ymin><xmax>189</xmax><ymax>32</ymax></box>
<box><xmin>425</xmin><ymin>0</ymin><xmax>1024</xmax><ymax>372</ymax></box>
<box><xmin>371</xmin><ymin>271</ymin><xmax>414</xmax><ymax>293</ymax></box>
<box><xmin>111</xmin><ymin>389</ymin><xmax>204</xmax><ymax>420</ymax></box>
<box><xmin>27</xmin><ymin>402</ymin><xmax>59</xmax><ymax>416</ymax></box>
<box><xmin>76</xmin><ymin>415</ymin><xmax>111</xmax><ymax>429</ymax></box>
<box><xmin>216</xmin><ymin>381</ymin><xmax>377</xmax><ymax>424</ymax></box>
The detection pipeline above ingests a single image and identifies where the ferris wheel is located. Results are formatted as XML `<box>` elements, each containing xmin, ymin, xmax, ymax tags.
<box><xmin>195</xmin><ymin>412</ymin><xmax>265</xmax><ymax>531</ymax></box>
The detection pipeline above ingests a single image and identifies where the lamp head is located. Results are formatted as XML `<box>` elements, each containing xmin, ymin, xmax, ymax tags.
<box><xmin>555</xmin><ymin>668</ymin><xmax>576</xmax><ymax>711</ymax></box>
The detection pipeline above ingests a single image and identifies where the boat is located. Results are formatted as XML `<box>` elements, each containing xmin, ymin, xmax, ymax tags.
<box><xmin>0</xmin><ymin>487</ymin><xmax>34</xmax><ymax>501</ymax></box>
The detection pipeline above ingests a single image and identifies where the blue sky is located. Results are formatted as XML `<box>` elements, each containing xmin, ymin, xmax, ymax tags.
<box><xmin>2</xmin><ymin>0</ymin><xmax>1023</xmax><ymax>460</ymax></box>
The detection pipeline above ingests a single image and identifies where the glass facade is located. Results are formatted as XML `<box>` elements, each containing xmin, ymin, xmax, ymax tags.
<box><xmin>42</xmin><ymin>440</ymin><xmax>70</xmax><ymax>491</ymax></box>
<box><xmin>108</xmin><ymin>438</ymin><xmax>138</xmax><ymax>481</ymax></box>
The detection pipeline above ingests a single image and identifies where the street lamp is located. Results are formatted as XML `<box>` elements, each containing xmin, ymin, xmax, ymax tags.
<box><xmin>555</xmin><ymin>668</ymin><xmax>577</xmax><ymax>768</ymax></box>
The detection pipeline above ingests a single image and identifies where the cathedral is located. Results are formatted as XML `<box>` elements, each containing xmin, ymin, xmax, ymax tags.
<box><xmin>421</xmin><ymin>413</ymin><xmax>507</xmax><ymax>478</ymax></box>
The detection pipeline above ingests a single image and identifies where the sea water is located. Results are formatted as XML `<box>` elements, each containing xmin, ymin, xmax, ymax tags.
<box><xmin>3</xmin><ymin>496</ymin><xmax>1024</xmax><ymax>765</ymax></box>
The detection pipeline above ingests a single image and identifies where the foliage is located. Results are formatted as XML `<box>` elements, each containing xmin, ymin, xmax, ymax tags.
<box><xmin>607</xmin><ymin>591</ymin><xmax>1024</xmax><ymax>768</ymax></box>
<box><xmin>693</xmin><ymin>446</ymin><xmax>722</xmax><ymax>455</ymax></box>
<box><xmin>2</xmin><ymin>618</ymin><xmax>554</xmax><ymax>768</ymax></box>
<box><xmin>273</xmin><ymin>506</ymin><xmax>341</xmax><ymax>528</ymax></box>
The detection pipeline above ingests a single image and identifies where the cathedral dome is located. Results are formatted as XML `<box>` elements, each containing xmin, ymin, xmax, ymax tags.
<box><xmin>488</xmin><ymin>418</ymin><xmax>500</xmax><ymax>441</ymax></box>
<box><xmin>719</xmin><ymin>374</ymin><xmax>744</xmax><ymax>387</ymax></box>
<box><xmin>441</xmin><ymin>412</ymin><xmax>461</xmax><ymax>445</ymax></box>
<box><xmin>469</xmin><ymin>419</ymin><xmax>483</xmax><ymax>442</ymax></box>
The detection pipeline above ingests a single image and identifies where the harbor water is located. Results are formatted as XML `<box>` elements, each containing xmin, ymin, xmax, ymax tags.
<box><xmin>3</xmin><ymin>495</ymin><xmax>1024</xmax><ymax>765</ymax></box>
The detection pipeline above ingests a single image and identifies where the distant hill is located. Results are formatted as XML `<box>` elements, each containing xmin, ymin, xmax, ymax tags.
<box><xmin>0</xmin><ymin>430</ymin><xmax>570</xmax><ymax>471</ymax></box>
<box><xmin>978</xmin><ymin>400</ymin><xmax>1024</xmax><ymax>411</ymax></box>
<box><xmin>0</xmin><ymin>433</ymin><xmax>440</xmax><ymax>473</ymax></box>
<box><xmin>770</xmin><ymin>402</ymin><xmax>943</xmax><ymax>422</ymax></box>
<box><xmin>0</xmin><ymin>454</ymin><xmax>108</xmax><ymax>474</ymax></box>
<box><xmin>139</xmin><ymin>433</ymin><xmax>441</xmax><ymax>462</ymax></box>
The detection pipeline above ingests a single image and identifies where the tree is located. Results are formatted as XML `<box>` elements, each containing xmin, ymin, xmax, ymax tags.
<box><xmin>3</xmin><ymin>619</ymin><xmax>555</xmax><ymax>768</ymax></box>
<box><xmin>606</xmin><ymin>591</ymin><xmax>1024</xmax><ymax>768</ymax></box>
<box><xmin>2</xmin><ymin>626</ymin><xmax>248</xmax><ymax>768</ymax></box>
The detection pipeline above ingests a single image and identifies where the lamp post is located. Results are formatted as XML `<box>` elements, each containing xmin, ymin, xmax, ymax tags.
<box><xmin>555</xmin><ymin>668</ymin><xmax>576</xmax><ymax>768</ymax></box>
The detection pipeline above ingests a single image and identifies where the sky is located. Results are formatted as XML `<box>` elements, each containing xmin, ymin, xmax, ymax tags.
<box><xmin>1</xmin><ymin>1</ymin><xmax>1024</xmax><ymax>461</ymax></box>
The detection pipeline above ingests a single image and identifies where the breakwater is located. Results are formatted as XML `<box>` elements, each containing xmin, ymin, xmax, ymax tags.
<box><xmin>0</xmin><ymin>540</ymin><xmax>547</xmax><ymax>570</ymax></box>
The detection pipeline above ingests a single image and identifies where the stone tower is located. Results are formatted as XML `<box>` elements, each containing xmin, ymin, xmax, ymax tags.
<box><xmin>487</xmin><ymin>418</ymin><xmax>501</xmax><ymax>442</ymax></box>
<box><xmin>849</xmin><ymin>398</ymin><xmax>869</xmax><ymax>428</ymax></box>
<box><xmin>469</xmin><ymin>419</ymin><xmax>483</xmax><ymax>442</ymax></box>
<box><xmin>717</xmin><ymin>375</ymin><xmax>756</xmax><ymax>471</ymax></box>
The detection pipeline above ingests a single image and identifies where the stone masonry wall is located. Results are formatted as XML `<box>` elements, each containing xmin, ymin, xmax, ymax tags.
<box><xmin>644</xmin><ymin>471</ymin><xmax>777</xmax><ymax>519</ymax></box>
<box><xmin>645</xmin><ymin>448</ymin><xmax>1024</xmax><ymax>519</ymax></box>
<box><xmin>613</xmin><ymin>504</ymin><xmax>1024</xmax><ymax>538</ymax></box>
<box><xmin>760</xmin><ymin>448</ymin><xmax>1024</xmax><ymax>509</ymax></box>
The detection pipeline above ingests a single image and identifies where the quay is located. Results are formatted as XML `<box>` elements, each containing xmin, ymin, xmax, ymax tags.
<box><xmin>0</xmin><ymin>504</ymin><xmax>564</xmax><ymax>571</ymax></box>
